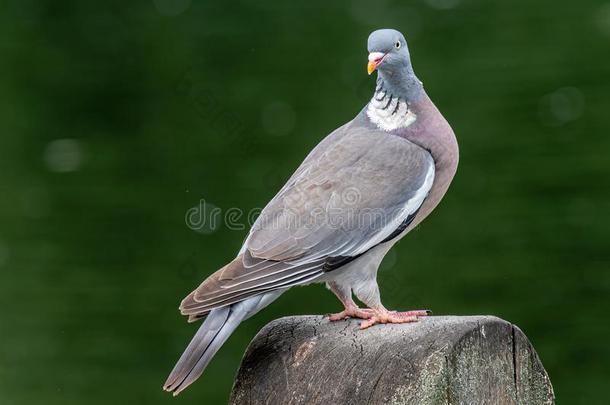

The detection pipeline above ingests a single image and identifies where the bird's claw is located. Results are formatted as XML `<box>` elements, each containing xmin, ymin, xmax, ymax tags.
<box><xmin>328</xmin><ymin>307</ymin><xmax>374</xmax><ymax>321</ymax></box>
<box><xmin>360</xmin><ymin>309</ymin><xmax>431</xmax><ymax>329</ymax></box>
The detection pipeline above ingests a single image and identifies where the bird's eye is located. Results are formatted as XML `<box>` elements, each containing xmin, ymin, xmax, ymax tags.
<box><xmin>395</xmin><ymin>41</ymin><xmax>401</xmax><ymax>49</ymax></box>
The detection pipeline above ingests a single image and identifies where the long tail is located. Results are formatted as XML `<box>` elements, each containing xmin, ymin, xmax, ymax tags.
<box><xmin>163</xmin><ymin>290</ymin><xmax>284</xmax><ymax>396</ymax></box>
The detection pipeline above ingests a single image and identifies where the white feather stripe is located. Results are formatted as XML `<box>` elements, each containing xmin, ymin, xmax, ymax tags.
<box><xmin>351</xmin><ymin>160</ymin><xmax>435</xmax><ymax>255</ymax></box>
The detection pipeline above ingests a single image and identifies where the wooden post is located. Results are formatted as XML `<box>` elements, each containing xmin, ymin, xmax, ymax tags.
<box><xmin>230</xmin><ymin>315</ymin><xmax>554</xmax><ymax>404</ymax></box>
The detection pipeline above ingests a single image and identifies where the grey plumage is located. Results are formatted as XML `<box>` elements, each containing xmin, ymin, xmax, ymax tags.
<box><xmin>164</xmin><ymin>28</ymin><xmax>459</xmax><ymax>395</ymax></box>
<box><xmin>178</xmin><ymin>129</ymin><xmax>433</xmax><ymax>320</ymax></box>
<box><xmin>163</xmin><ymin>290</ymin><xmax>284</xmax><ymax>395</ymax></box>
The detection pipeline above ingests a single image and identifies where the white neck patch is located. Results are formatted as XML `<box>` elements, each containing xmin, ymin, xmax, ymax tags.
<box><xmin>366</xmin><ymin>82</ymin><xmax>417</xmax><ymax>132</ymax></box>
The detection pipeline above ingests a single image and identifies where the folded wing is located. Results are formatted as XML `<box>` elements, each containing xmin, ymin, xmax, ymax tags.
<box><xmin>181</xmin><ymin>127</ymin><xmax>435</xmax><ymax>319</ymax></box>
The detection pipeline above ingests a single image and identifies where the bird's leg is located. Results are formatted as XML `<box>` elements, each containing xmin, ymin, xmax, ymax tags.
<box><xmin>326</xmin><ymin>282</ymin><xmax>373</xmax><ymax>321</ymax></box>
<box><xmin>353</xmin><ymin>278</ymin><xmax>430</xmax><ymax>329</ymax></box>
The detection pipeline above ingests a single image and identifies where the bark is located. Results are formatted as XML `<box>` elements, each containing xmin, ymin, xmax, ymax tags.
<box><xmin>229</xmin><ymin>315</ymin><xmax>554</xmax><ymax>405</ymax></box>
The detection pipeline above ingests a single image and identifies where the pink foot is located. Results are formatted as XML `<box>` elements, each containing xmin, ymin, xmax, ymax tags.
<box><xmin>360</xmin><ymin>309</ymin><xmax>431</xmax><ymax>329</ymax></box>
<box><xmin>328</xmin><ymin>306</ymin><xmax>374</xmax><ymax>321</ymax></box>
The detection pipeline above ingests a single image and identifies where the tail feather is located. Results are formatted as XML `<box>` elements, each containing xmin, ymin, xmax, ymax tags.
<box><xmin>163</xmin><ymin>290</ymin><xmax>286</xmax><ymax>395</ymax></box>
<box><xmin>163</xmin><ymin>306</ymin><xmax>231</xmax><ymax>393</ymax></box>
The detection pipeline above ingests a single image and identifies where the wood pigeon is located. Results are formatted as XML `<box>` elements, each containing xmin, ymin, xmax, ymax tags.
<box><xmin>164</xmin><ymin>28</ymin><xmax>459</xmax><ymax>395</ymax></box>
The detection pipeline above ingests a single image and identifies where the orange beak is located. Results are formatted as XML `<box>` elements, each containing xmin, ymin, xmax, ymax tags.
<box><xmin>367</xmin><ymin>52</ymin><xmax>385</xmax><ymax>75</ymax></box>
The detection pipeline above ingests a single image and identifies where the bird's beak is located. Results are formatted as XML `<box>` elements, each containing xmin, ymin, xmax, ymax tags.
<box><xmin>367</xmin><ymin>52</ymin><xmax>385</xmax><ymax>75</ymax></box>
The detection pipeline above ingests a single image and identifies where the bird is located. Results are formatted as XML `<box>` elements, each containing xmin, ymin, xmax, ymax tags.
<box><xmin>163</xmin><ymin>28</ymin><xmax>459</xmax><ymax>396</ymax></box>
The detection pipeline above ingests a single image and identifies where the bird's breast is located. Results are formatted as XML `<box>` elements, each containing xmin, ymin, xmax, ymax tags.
<box><xmin>396</xmin><ymin>98</ymin><xmax>459</xmax><ymax>231</ymax></box>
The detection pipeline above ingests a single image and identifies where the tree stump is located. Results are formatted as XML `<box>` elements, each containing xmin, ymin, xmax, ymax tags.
<box><xmin>229</xmin><ymin>315</ymin><xmax>554</xmax><ymax>405</ymax></box>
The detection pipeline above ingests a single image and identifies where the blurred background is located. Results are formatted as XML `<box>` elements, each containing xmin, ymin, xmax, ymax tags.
<box><xmin>1</xmin><ymin>0</ymin><xmax>609</xmax><ymax>403</ymax></box>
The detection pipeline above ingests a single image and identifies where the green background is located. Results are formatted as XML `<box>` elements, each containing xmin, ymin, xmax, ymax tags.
<box><xmin>1</xmin><ymin>0</ymin><xmax>608</xmax><ymax>403</ymax></box>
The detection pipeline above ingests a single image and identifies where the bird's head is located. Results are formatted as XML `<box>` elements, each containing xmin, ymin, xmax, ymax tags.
<box><xmin>367</xmin><ymin>28</ymin><xmax>412</xmax><ymax>76</ymax></box>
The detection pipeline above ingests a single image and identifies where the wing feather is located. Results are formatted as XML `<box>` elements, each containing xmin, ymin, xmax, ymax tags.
<box><xmin>181</xmin><ymin>125</ymin><xmax>435</xmax><ymax>319</ymax></box>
